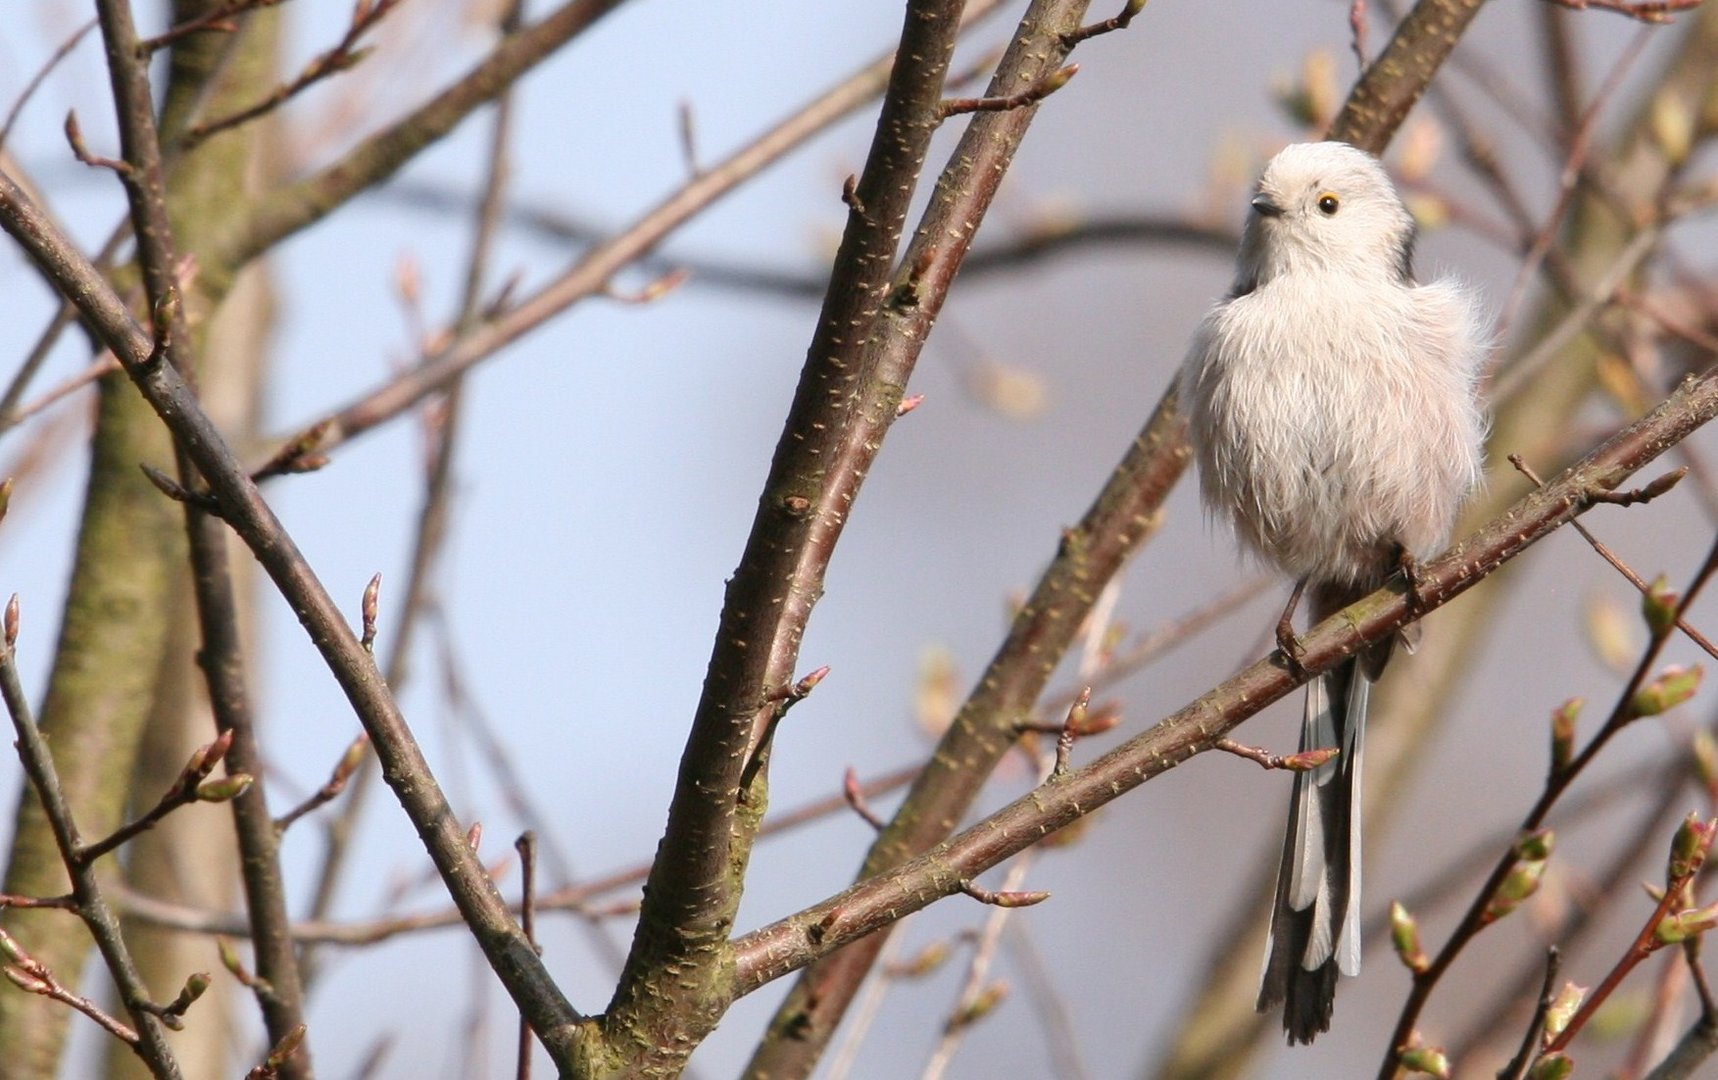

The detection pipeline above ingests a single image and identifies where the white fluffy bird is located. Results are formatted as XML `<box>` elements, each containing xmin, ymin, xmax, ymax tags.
<box><xmin>1180</xmin><ymin>141</ymin><xmax>1486</xmax><ymax>1043</ymax></box>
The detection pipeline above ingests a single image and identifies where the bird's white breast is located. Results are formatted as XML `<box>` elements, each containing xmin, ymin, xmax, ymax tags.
<box><xmin>1181</xmin><ymin>275</ymin><xmax>1484</xmax><ymax>585</ymax></box>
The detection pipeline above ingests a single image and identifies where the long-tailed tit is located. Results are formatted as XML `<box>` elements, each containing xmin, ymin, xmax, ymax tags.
<box><xmin>1180</xmin><ymin>141</ymin><xmax>1486</xmax><ymax>1043</ymax></box>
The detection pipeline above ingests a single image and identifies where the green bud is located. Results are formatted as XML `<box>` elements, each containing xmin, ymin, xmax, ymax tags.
<box><xmin>1389</xmin><ymin>901</ymin><xmax>1429</xmax><ymax>974</ymax></box>
<box><xmin>1656</xmin><ymin>901</ymin><xmax>1718</xmax><ymax>945</ymax></box>
<box><xmin>1631</xmin><ymin>665</ymin><xmax>1703</xmax><ymax>719</ymax></box>
<box><xmin>949</xmin><ymin>981</ymin><xmax>1009</xmax><ymax>1030</ymax></box>
<box><xmin>1526</xmin><ymin>1053</ymin><xmax>1574</xmax><ymax>1080</ymax></box>
<box><xmin>1651</xmin><ymin>91</ymin><xmax>1695</xmax><ymax>166</ymax></box>
<box><xmin>217</xmin><ymin>937</ymin><xmax>243</xmax><ymax>976</ymax></box>
<box><xmin>1695</xmin><ymin>731</ymin><xmax>1718</xmax><ymax>798</ymax></box>
<box><xmin>1669</xmin><ymin>813</ymin><xmax>1716</xmax><ymax>881</ymax></box>
<box><xmin>266</xmin><ymin>1024</ymin><xmax>307</xmax><ymax>1068</ymax></box>
<box><xmin>1517</xmin><ymin>829</ymin><xmax>1555</xmax><ymax>862</ymax></box>
<box><xmin>195</xmin><ymin>773</ymin><xmax>254</xmax><ymax>802</ymax></box>
<box><xmin>1399</xmin><ymin>1044</ymin><xmax>1451</xmax><ymax>1078</ymax></box>
<box><xmin>1486</xmin><ymin>835</ymin><xmax>1553</xmax><ymax>923</ymax></box>
<box><xmin>890</xmin><ymin>941</ymin><xmax>952</xmax><ymax>979</ymax></box>
<box><xmin>1643</xmin><ymin>575</ymin><xmax>1680</xmax><ymax>638</ymax></box>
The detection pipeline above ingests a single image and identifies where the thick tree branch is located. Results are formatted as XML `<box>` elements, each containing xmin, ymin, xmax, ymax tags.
<box><xmin>597</xmin><ymin>2</ymin><xmax>971</xmax><ymax>1072</ymax></box>
<box><xmin>744</xmin><ymin>2</ymin><xmax>1491</xmax><ymax>1072</ymax></box>
<box><xmin>730</xmin><ymin>366</ymin><xmax>1718</xmax><ymax>992</ymax></box>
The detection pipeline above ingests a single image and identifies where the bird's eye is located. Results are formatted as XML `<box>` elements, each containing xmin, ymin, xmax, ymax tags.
<box><xmin>1317</xmin><ymin>193</ymin><xmax>1340</xmax><ymax>216</ymax></box>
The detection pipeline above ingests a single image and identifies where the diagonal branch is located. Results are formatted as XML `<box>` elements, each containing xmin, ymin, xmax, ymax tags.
<box><xmin>253</xmin><ymin>0</ymin><xmax>1011</xmax><ymax>469</ymax></box>
<box><xmin>0</xmin><ymin>168</ymin><xmax>586</xmax><ymax>1068</ymax></box>
<box><xmin>729</xmin><ymin>365</ymin><xmax>1718</xmax><ymax>993</ymax></box>
<box><xmin>216</xmin><ymin>0</ymin><xmax>629</xmax><ymax>270</ymax></box>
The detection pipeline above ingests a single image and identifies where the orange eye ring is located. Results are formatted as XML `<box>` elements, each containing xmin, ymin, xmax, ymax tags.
<box><xmin>1317</xmin><ymin>192</ymin><xmax>1340</xmax><ymax>215</ymax></box>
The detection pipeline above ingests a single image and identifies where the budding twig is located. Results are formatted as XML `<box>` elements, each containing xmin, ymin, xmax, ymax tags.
<box><xmin>843</xmin><ymin>767</ymin><xmax>886</xmax><ymax>831</ymax></box>
<box><xmin>79</xmin><ymin>730</ymin><xmax>241</xmax><ymax>864</ymax></box>
<box><xmin>956</xmin><ymin>879</ymin><xmax>1050</xmax><ymax>909</ymax></box>
<box><xmin>274</xmin><ymin>735</ymin><xmax>369</xmax><ymax>834</ymax></box>
<box><xmin>1214</xmin><ymin>737</ymin><xmax>1340</xmax><ymax>772</ymax></box>
<box><xmin>1062</xmin><ymin>0</ymin><xmax>1147</xmax><ymax>46</ymax></box>
<box><xmin>940</xmin><ymin>65</ymin><xmax>1078</xmax><ymax>119</ymax></box>
<box><xmin>1510</xmin><ymin>454</ymin><xmax>1716</xmax><ymax>660</ymax></box>
<box><xmin>0</xmin><ymin>926</ymin><xmax>139</xmax><ymax>1045</ymax></box>
<box><xmin>739</xmin><ymin>665</ymin><xmax>831</xmax><ymax>796</ymax></box>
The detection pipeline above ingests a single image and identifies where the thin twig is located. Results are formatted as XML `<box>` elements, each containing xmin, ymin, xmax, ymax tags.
<box><xmin>250</xmin><ymin>0</ymin><xmax>1012</xmax><ymax>469</ymax></box>
<box><xmin>272</xmin><ymin>735</ymin><xmax>367</xmax><ymax>834</ymax></box>
<box><xmin>1349</xmin><ymin>0</ymin><xmax>1371</xmax><ymax>73</ymax></box>
<box><xmin>1510</xmin><ymin>453</ymin><xmax>1717</xmax><ymax>659</ymax></box>
<box><xmin>1381</xmin><ymin>510</ymin><xmax>1718</xmax><ymax>1075</ymax></box>
<box><xmin>0</xmin><ymin>598</ymin><xmax>182</xmax><ymax>1076</ymax></box>
<box><xmin>77</xmin><ymin>731</ymin><xmax>240</xmax><ymax>865</ymax></box>
<box><xmin>105</xmin><ymin>763</ymin><xmax>921</xmax><ymax>948</ymax></box>
<box><xmin>1063</xmin><ymin>0</ymin><xmax>1146</xmax><ymax>45</ymax></box>
<box><xmin>1493</xmin><ymin>25</ymin><xmax>1653</xmax><ymax>346</ymax></box>
<box><xmin>921</xmin><ymin>858</ymin><xmax>1036</xmax><ymax>1080</ymax></box>
<box><xmin>179</xmin><ymin>0</ymin><xmax>406</xmax><ymax>149</ymax></box>
<box><xmin>0</xmin><ymin>17</ymin><xmax>98</xmax><ymax>151</ymax></box>
<box><xmin>90</xmin><ymin>0</ymin><xmax>314</xmax><ymax>1063</ymax></box>
<box><xmin>0</xmin><ymin>926</ymin><xmax>140</xmax><ymax>1046</ymax></box>
<box><xmin>138</xmin><ymin>0</ymin><xmax>290</xmax><ymax>53</ymax></box>
<box><xmin>1499</xmin><ymin>949</ymin><xmax>1561</xmax><ymax>1080</ymax></box>
<box><xmin>515</xmin><ymin>831</ymin><xmax>538</xmax><ymax>1080</ymax></box>
<box><xmin>1541</xmin><ymin>0</ymin><xmax>1703</xmax><ymax>23</ymax></box>
<box><xmin>940</xmin><ymin>64</ymin><xmax>1077</xmax><ymax>117</ymax></box>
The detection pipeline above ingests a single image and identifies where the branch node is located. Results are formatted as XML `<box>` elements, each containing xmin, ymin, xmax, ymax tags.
<box><xmin>843</xmin><ymin>766</ymin><xmax>886</xmax><ymax>831</ymax></box>
<box><xmin>840</xmin><ymin>174</ymin><xmax>864</xmax><ymax>215</ymax></box>
<box><xmin>939</xmin><ymin>65</ymin><xmax>1078</xmax><ymax>119</ymax></box>
<box><xmin>139</xmin><ymin>464</ymin><xmax>223</xmax><ymax>516</ymax></box>
<box><xmin>252</xmin><ymin>420</ymin><xmax>333</xmax><ymax>483</ymax></box>
<box><xmin>63</xmin><ymin>111</ymin><xmax>131</xmax><ymax>175</ymax></box>
<box><xmin>1063</xmin><ymin>0</ymin><xmax>1147</xmax><ymax>46</ymax></box>
<box><xmin>1588</xmin><ymin>465</ymin><xmax>1688</xmax><ymax>507</ymax></box>
<box><xmin>1214</xmin><ymin>737</ymin><xmax>1339</xmax><ymax>772</ymax></box>
<box><xmin>957</xmin><ymin>879</ymin><xmax>1050</xmax><ymax>908</ymax></box>
<box><xmin>360</xmin><ymin>573</ymin><xmax>381</xmax><ymax>653</ymax></box>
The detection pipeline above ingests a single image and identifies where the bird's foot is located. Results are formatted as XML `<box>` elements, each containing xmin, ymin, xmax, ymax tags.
<box><xmin>1275</xmin><ymin>609</ymin><xmax>1311</xmax><ymax>682</ymax></box>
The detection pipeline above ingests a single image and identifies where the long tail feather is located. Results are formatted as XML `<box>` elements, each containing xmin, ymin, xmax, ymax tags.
<box><xmin>1257</xmin><ymin>608</ymin><xmax>1380</xmax><ymax>1043</ymax></box>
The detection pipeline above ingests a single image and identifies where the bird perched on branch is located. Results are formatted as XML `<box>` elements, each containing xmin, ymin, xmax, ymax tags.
<box><xmin>1180</xmin><ymin>140</ymin><xmax>1486</xmax><ymax>1043</ymax></box>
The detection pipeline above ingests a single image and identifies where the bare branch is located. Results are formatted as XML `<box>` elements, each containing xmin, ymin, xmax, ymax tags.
<box><xmin>0</xmin><ymin>600</ymin><xmax>181</xmax><ymax>1075</ymax></box>
<box><xmin>1542</xmin><ymin>0</ymin><xmax>1704</xmax><ymax>24</ymax></box>
<box><xmin>729</xmin><ymin>365</ymin><xmax>1718</xmax><ymax>996</ymax></box>
<box><xmin>252</xmin><ymin>0</ymin><xmax>1012</xmax><ymax>468</ymax></box>
<box><xmin>940</xmin><ymin>64</ymin><xmax>1077</xmax><ymax>118</ymax></box>
<box><xmin>0</xmin><ymin>156</ymin><xmax>584</xmax><ymax>1068</ymax></box>
<box><xmin>90</xmin><ymin>0</ymin><xmax>313</xmax><ymax>1061</ymax></box>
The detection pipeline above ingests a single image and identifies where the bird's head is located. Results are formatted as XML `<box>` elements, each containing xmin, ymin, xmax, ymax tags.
<box><xmin>1233</xmin><ymin>141</ymin><xmax>1417</xmax><ymax>294</ymax></box>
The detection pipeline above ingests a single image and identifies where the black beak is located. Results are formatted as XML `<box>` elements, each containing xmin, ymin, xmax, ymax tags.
<box><xmin>1250</xmin><ymin>194</ymin><xmax>1284</xmax><ymax>218</ymax></box>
